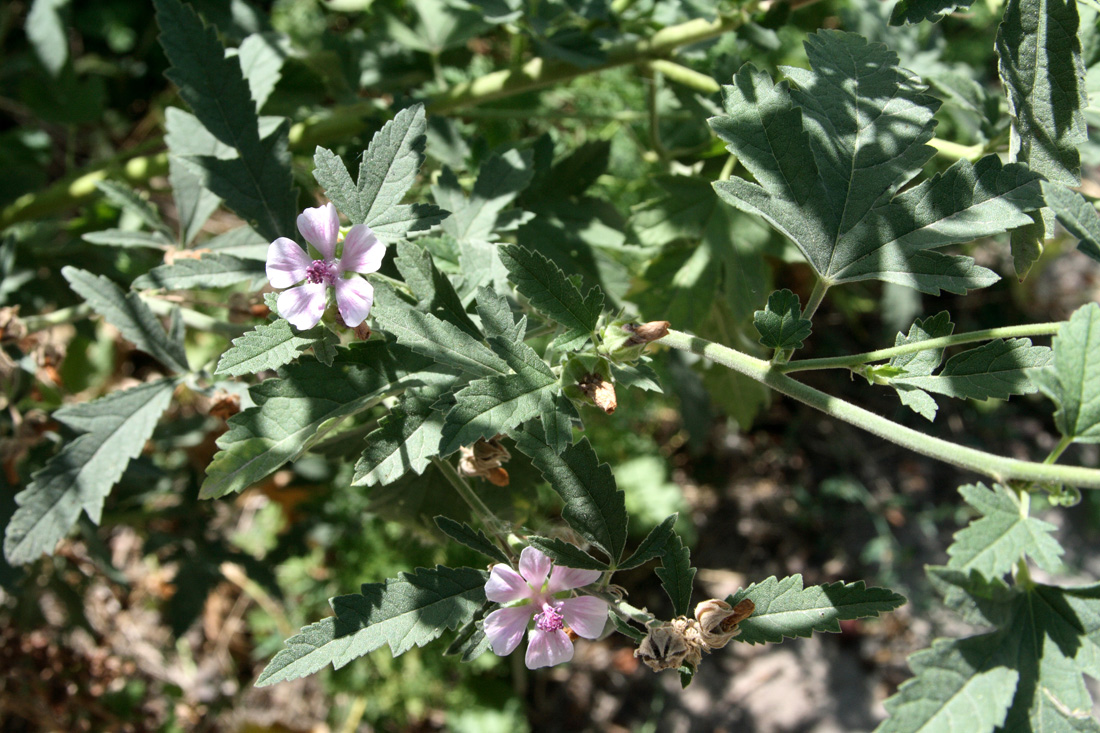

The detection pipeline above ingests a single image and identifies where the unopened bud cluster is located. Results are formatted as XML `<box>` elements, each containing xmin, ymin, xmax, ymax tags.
<box><xmin>634</xmin><ymin>598</ymin><xmax>755</xmax><ymax>673</ymax></box>
<box><xmin>458</xmin><ymin>436</ymin><xmax>511</xmax><ymax>486</ymax></box>
<box><xmin>599</xmin><ymin>319</ymin><xmax>670</xmax><ymax>363</ymax></box>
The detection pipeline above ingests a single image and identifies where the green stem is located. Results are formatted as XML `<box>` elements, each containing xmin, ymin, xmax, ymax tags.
<box><xmin>432</xmin><ymin>456</ymin><xmax>515</xmax><ymax>561</ymax></box>
<box><xmin>584</xmin><ymin>588</ymin><xmax>654</xmax><ymax>625</ymax></box>
<box><xmin>643</xmin><ymin>59</ymin><xmax>721</xmax><ymax>94</ymax></box>
<box><xmin>661</xmin><ymin>329</ymin><xmax>1100</xmax><ymax>489</ymax></box>
<box><xmin>927</xmin><ymin>137</ymin><xmax>985</xmax><ymax>161</ymax></box>
<box><xmin>1044</xmin><ymin>435</ymin><xmax>1073</xmax><ymax>465</ymax></box>
<box><xmin>143</xmin><ymin>297</ymin><xmax>249</xmax><ymax>336</ymax></box>
<box><xmin>20</xmin><ymin>304</ymin><xmax>93</xmax><ymax>332</ymax></box>
<box><xmin>780</xmin><ymin>321</ymin><xmax>1063</xmax><ymax>373</ymax></box>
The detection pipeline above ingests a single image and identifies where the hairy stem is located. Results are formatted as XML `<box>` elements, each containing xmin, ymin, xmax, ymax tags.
<box><xmin>780</xmin><ymin>321</ymin><xmax>1063</xmax><ymax>373</ymax></box>
<box><xmin>661</xmin><ymin>329</ymin><xmax>1100</xmax><ymax>489</ymax></box>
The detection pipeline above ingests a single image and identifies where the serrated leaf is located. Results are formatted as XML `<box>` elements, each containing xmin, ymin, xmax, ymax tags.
<box><xmin>434</xmin><ymin>150</ymin><xmax>534</xmax><ymax>244</ymax></box>
<box><xmin>525</xmin><ymin>536</ymin><xmax>608</xmax><ymax>570</ymax></box>
<box><xmin>656</xmin><ymin>531</ymin><xmax>695</xmax><ymax>617</ymax></box>
<box><xmin>352</xmin><ymin>387</ymin><xmax>450</xmax><ymax>487</ymax></box>
<box><xmin>443</xmin><ymin>600</ymin><xmax>494</xmax><ymax>662</ymax></box>
<box><xmin>609</xmin><ymin>613</ymin><xmax>647</xmax><ymax>644</ymax></box>
<box><xmin>1041</xmin><ymin>181</ymin><xmax>1100</xmax><ymax>264</ymax></box>
<box><xmin>255</xmin><ymin>565</ymin><xmax>487</xmax><ymax>686</ymax></box>
<box><xmin>753</xmin><ymin>289</ymin><xmax>812</xmax><ymax>350</ymax></box>
<box><xmin>81</xmin><ymin>230</ymin><xmax>174</xmax><ymax>249</ymax></box>
<box><xmin>498</xmin><ymin>244</ymin><xmax>604</xmax><ymax>351</ymax></box>
<box><xmin>889</xmin><ymin>0</ymin><xmax>973</xmax><ymax>24</ymax></box>
<box><xmin>729</xmin><ymin>575</ymin><xmax>906</xmax><ymax>645</ymax></box>
<box><xmin>94</xmin><ymin>180</ymin><xmax>171</xmax><ymax>236</ymax></box>
<box><xmin>170</xmin><ymin>157</ymin><xmax>221</xmax><ymax>246</ymax></box>
<box><xmin>618</xmin><ymin>514</ymin><xmax>677</xmax><ymax>570</ymax></box>
<box><xmin>996</xmin><ymin>0</ymin><xmax>1088</xmax><ymax>190</ymax></box>
<box><xmin>434</xmin><ymin>517</ymin><xmax>510</xmax><ymax>565</ymax></box>
<box><xmin>4</xmin><ymin>379</ymin><xmax>177</xmax><ymax>564</ymax></box>
<box><xmin>610</xmin><ymin>362</ymin><xmax>663</xmax><ymax>394</ymax></box>
<box><xmin>511</xmin><ymin>424</ymin><xmax>628</xmax><ymax>563</ymax></box>
<box><xmin>132</xmin><ymin>254</ymin><xmax>264</xmax><ymax>290</ymax></box>
<box><xmin>393</xmin><ymin>241</ymin><xmax>480</xmax><ymax>338</ymax></box>
<box><xmin>237</xmin><ymin>32</ymin><xmax>292</xmax><ymax>111</ymax></box>
<box><xmin>710</xmin><ymin>33</ymin><xmax>1043</xmax><ymax>295</ymax></box>
<box><xmin>26</xmin><ymin>0</ymin><xmax>69</xmax><ymax>76</ymax></box>
<box><xmin>890</xmin><ymin>339</ymin><xmax>1051</xmax><ymax>401</ymax></box>
<box><xmin>439</xmin><ymin>370</ymin><xmax>559</xmax><ymax>456</ymax></box>
<box><xmin>216</xmin><ymin>319</ymin><xmax>335</xmax><ymax>376</ymax></box>
<box><xmin>202</xmin><ymin>344</ymin><xmax>446</xmax><ymax>499</ymax></box>
<box><xmin>1034</xmin><ymin>302</ymin><xmax>1100</xmax><ymax>442</ymax></box>
<box><xmin>876</xmin><ymin>637</ymin><xmax>1018</xmax><ymax>733</ymax></box>
<box><xmin>946</xmin><ymin>483</ymin><xmax>1063</xmax><ymax>579</ymax></box>
<box><xmin>372</xmin><ymin>297</ymin><xmax>509</xmax><ymax>378</ymax></box>
<box><xmin>888</xmin><ymin>311</ymin><xmax>955</xmax><ymax>420</ymax></box>
<box><xmin>62</xmin><ymin>267</ymin><xmax>190</xmax><ymax>374</ymax></box>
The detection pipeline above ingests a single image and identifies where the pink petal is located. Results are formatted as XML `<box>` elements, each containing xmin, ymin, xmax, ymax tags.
<box><xmin>485</xmin><ymin>564</ymin><xmax>535</xmax><ymax>604</ymax></box>
<box><xmin>277</xmin><ymin>283</ymin><xmax>328</xmax><ymax>330</ymax></box>
<box><xmin>484</xmin><ymin>606</ymin><xmax>534</xmax><ymax>657</ymax></box>
<box><xmin>560</xmin><ymin>596</ymin><xmax>609</xmax><ymax>639</ymax></box>
<box><xmin>525</xmin><ymin>629</ymin><xmax>574</xmax><ymax>669</ymax></box>
<box><xmin>339</xmin><ymin>225</ymin><xmax>385</xmax><ymax>274</ymax></box>
<box><xmin>333</xmin><ymin>276</ymin><xmax>374</xmax><ymax>327</ymax></box>
<box><xmin>297</xmin><ymin>202</ymin><xmax>339</xmax><ymax>260</ymax></box>
<box><xmin>548</xmin><ymin>565</ymin><xmax>602</xmax><ymax>593</ymax></box>
<box><xmin>266</xmin><ymin>237</ymin><xmax>311</xmax><ymax>288</ymax></box>
<box><xmin>519</xmin><ymin>547</ymin><xmax>551</xmax><ymax>591</ymax></box>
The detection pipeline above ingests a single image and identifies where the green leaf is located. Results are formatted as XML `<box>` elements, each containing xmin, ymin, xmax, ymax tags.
<box><xmin>169</xmin><ymin>157</ymin><xmax>221</xmax><ymax>246</ymax></box>
<box><xmin>433</xmin><ymin>517</ymin><xmax>510</xmax><ymax>565</ymax></box>
<box><xmin>215</xmin><ymin>318</ymin><xmax>342</xmax><ymax>377</ymax></box>
<box><xmin>1034</xmin><ymin>302</ymin><xmax>1100</xmax><ymax>442</ymax></box>
<box><xmin>888</xmin><ymin>311</ymin><xmax>955</xmax><ymax>421</ymax></box>
<box><xmin>4</xmin><ymin>379</ymin><xmax>177</xmax><ymax>564</ymax></box>
<box><xmin>511</xmin><ymin>424</ymin><xmax>628</xmax><ymax>563</ymax></box>
<box><xmin>352</xmin><ymin>387</ymin><xmax>449</xmax><ymax>487</ymax></box>
<box><xmin>498</xmin><ymin>244</ymin><xmax>604</xmax><ymax>351</ymax></box>
<box><xmin>525</xmin><ymin>536</ymin><xmax>609</xmax><ymax>570</ymax></box>
<box><xmin>237</xmin><ymin>32</ymin><xmax>293</xmax><ymax>111</ymax></box>
<box><xmin>889</xmin><ymin>0</ymin><xmax>973</xmax><ymax>24</ymax></box>
<box><xmin>392</xmin><ymin>241</ymin><xmax>480</xmax><ymax>338</ymax></box>
<box><xmin>26</xmin><ymin>0</ymin><xmax>69</xmax><ymax>76</ymax></box>
<box><xmin>619</xmin><ymin>514</ymin><xmax>678</xmax><ymax>571</ymax></box>
<box><xmin>132</xmin><ymin>254</ymin><xmax>264</xmax><ymax>290</ymax></box>
<box><xmin>63</xmin><ymin>267</ymin><xmax>190</xmax><ymax>374</ymax></box>
<box><xmin>433</xmin><ymin>150</ymin><xmax>534</xmax><ymax>243</ymax></box>
<box><xmin>753</xmin><ymin>289</ymin><xmax>812</xmax><ymax>350</ymax></box>
<box><xmin>710</xmin><ymin>33</ymin><xmax>1043</xmax><ymax>294</ymax></box>
<box><xmin>729</xmin><ymin>575</ymin><xmax>906</xmax><ymax>645</ymax></box>
<box><xmin>609</xmin><ymin>613</ymin><xmax>647</xmax><ymax>644</ymax></box>
<box><xmin>945</xmin><ymin>483</ymin><xmax>1063</xmax><ymax>579</ymax></box>
<box><xmin>94</xmin><ymin>180</ymin><xmax>172</xmax><ymax>236</ymax></box>
<box><xmin>255</xmin><ymin>565</ymin><xmax>487</xmax><ymax>686</ymax></box>
<box><xmin>443</xmin><ymin>601</ymin><xmax>494</xmax><ymax>662</ymax></box>
<box><xmin>876</xmin><ymin>637</ymin><xmax>1018</xmax><ymax>733</ymax></box>
<box><xmin>656</xmin><ymin>531</ymin><xmax>695</xmax><ymax>617</ymax></box>
<box><xmin>890</xmin><ymin>338</ymin><xmax>1051</xmax><ymax>401</ymax></box>
<box><xmin>81</xmin><ymin>230</ymin><xmax>174</xmax><ymax>249</ymax></box>
<box><xmin>202</xmin><ymin>344</ymin><xmax>446</xmax><ymax>499</ymax></box>
<box><xmin>1040</xmin><ymin>181</ymin><xmax>1100</xmax><ymax>264</ymax></box>
<box><xmin>439</xmin><ymin>369</ymin><xmax>559</xmax><ymax>456</ymax></box>
<box><xmin>996</xmin><ymin>0</ymin><xmax>1088</xmax><ymax>189</ymax></box>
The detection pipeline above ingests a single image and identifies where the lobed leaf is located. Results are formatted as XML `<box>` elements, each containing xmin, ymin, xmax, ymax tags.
<box><xmin>656</xmin><ymin>531</ymin><xmax>695</xmax><ymax>617</ymax></box>
<box><xmin>133</xmin><ymin>254</ymin><xmax>264</xmax><ymax>290</ymax></box>
<box><xmin>255</xmin><ymin>566</ymin><xmax>487</xmax><ymax>686</ymax></box>
<box><xmin>890</xmin><ymin>338</ymin><xmax>1051</xmax><ymax>402</ymax></box>
<box><xmin>392</xmin><ymin>241</ymin><xmax>481</xmax><ymax>338</ymax></box>
<box><xmin>434</xmin><ymin>150</ymin><xmax>534</xmax><ymax>244</ymax></box>
<box><xmin>439</xmin><ymin>371</ymin><xmax>559</xmax><ymax>456</ymax></box>
<box><xmin>888</xmin><ymin>311</ymin><xmax>954</xmax><ymax>421</ymax></box>
<box><xmin>352</xmin><ymin>387</ymin><xmax>450</xmax><ymax>487</ymax></box>
<box><xmin>4</xmin><ymin>379</ymin><xmax>177</xmax><ymax>564</ymax></box>
<box><xmin>63</xmin><ymin>267</ymin><xmax>190</xmax><ymax>374</ymax></box>
<box><xmin>433</xmin><ymin>517</ymin><xmax>510</xmax><ymax>565</ymax></box>
<box><xmin>94</xmin><ymin>180</ymin><xmax>172</xmax><ymax>236</ymax></box>
<box><xmin>753</xmin><ymin>289</ymin><xmax>813</xmax><ymax>350</ymax></box>
<box><xmin>525</xmin><ymin>536</ymin><xmax>609</xmax><ymax>571</ymax></box>
<box><xmin>618</xmin><ymin>514</ymin><xmax>678</xmax><ymax>570</ymax></box>
<box><xmin>216</xmin><ymin>319</ymin><xmax>335</xmax><ymax>376</ymax></box>
<box><xmin>237</xmin><ymin>32</ymin><xmax>293</xmax><ymax>112</ymax></box>
<box><xmin>1040</xmin><ymin>181</ymin><xmax>1100</xmax><ymax>264</ymax></box>
<box><xmin>729</xmin><ymin>575</ymin><xmax>906</xmax><ymax>645</ymax></box>
<box><xmin>1034</xmin><ymin>302</ymin><xmax>1100</xmax><ymax>442</ymax></box>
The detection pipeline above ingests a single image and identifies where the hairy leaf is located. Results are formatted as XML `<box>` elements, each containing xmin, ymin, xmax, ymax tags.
<box><xmin>433</xmin><ymin>150</ymin><xmax>534</xmax><ymax>243</ymax></box>
<box><xmin>237</xmin><ymin>32</ymin><xmax>292</xmax><ymax>111</ymax></box>
<box><xmin>753</xmin><ymin>289</ymin><xmax>812</xmax><ymax>350</ymax></box>
<box><xmin>133</xmin><ymin>254</ymin><xmax>264</xmax><ymax>290</ymax></box>
<box><xmin>618</xmin><ymin>514</ymin><xmax>678</xmax><ymax>570</ymax></box>
<box><xmin>890</xmin><ymin>338</ymin><xmax>1051</xmax><ymax>401</ymax></box>
<box><xmin>525</xmin><ymin>536</ymin><xmax>609</xmax><ymax>570</ymax></box>
<box><xmin>1035</xmin><ymin>303</ymin><xmax>1100</xmax><ymax>443</ymax></box>
<box><xmin>63</xmin><ymin>267</ymin><xmax>190</xmax><ymax>374</ymax></box>
<box><xmin>202</xmin><ymin>344</ymin><xmax>446</xmax><ymax>498</ymax></box>
<box><xmin>255</xmin><ymin>566</ymin><xmax>487</xmax><ymax>686</ymax></box>
<box><xmin>95</xmin><ymin>180</ymin><xmax>172</xmax><ymax>236</ymax></box>
<box><xmin>4</xmin><ymin>379</ymin><xmax>177</xmax><ymax>564</ymax></box>
<box><xmin>729</xmin><ymin>575</ymin><xmax>906</xmax><ymax>645</ymax></box>
<box><xmin>511</xmin><ymin>424</ymin><xmax>628</xmax><ymax>563</ymax></box>
<box><xmin>656</xmin><ymin>531</ymin><xmax>695</xmax><ymax>617</ymax></box>
<box><xmin>888</xmin><ymin>311</ymin><xmax>955</xmax><ymax>421</ymax></box>
<box><xmin>433</xmin><ymin>517</ymin><xmax>510</xmax><ymax>565</ymax></box>
<box><xmin>499</xmin><ymin>244</ymin><xmax>604</xmax><ymax>351</ymax></box>
<box><xmin>393</xmin><ymin>242</ymin><xmax>480</xmax><ymax>337</ymax></box>
<box><xmin>26</xmin><ymin>0</ymin><xmax>69</xmax><ymax>76</ymax></box>
<box><xmin>81</xmin><ymin>230</ymin><xmax>174</xmax><ymax>249</ymax></box>
<box><xmin>439</xmin><ymin>370</ymin><xmax>559</xmax><ymax>456</ymax></box>
<box><xmin>352</xmin><ymin>387</ymin><xmax>450</xmax><ymax>487</ymax></box>
<box><xmin>216</xmin><ymin>319</ymin><xmax>335</xmax><ymax>376</ymax></box>
<box><xmin>1040</xmin><ymin>181</ymin><xmax>1100</xmax><ymax>264</ymax></box>
<box><xmin>890</xmin><ymin>0</ymin><xmax>973</xmax><ymax>24</ymax></box>
<box><xmin>946</xmin><ymin>483</ymin><xmax>1063</xmax><ymax>579</ymax></box>
<box><xmin>372</xmin><ymin>297</ymin><xmax>509</xmax><ymax>378</ymax></box>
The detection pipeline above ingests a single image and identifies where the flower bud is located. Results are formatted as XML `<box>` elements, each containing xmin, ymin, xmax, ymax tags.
<box><xmin>458</xmin><ymin>436</ymin><xmax>512</xmax><ymax>485</ymax></box>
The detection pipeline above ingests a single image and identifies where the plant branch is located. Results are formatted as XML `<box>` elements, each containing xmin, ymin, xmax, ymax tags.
<box><xmin>779</xmin><ymin>321</ymin><xmax>1063</xmax><ymax>373</ymax></box>
<box><xmin>432</xmin><ymin>456</ymin><xmax>515</xmax><ymax>561</ymax></box>
<box><xmin>661</xmin><ymin>329</ymin><xmax>1100</xmax><ymax>489</ymax></box>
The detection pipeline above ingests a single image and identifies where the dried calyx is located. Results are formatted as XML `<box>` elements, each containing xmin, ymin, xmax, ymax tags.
<box><xmin>633</xmin><ymin>598</ymin><xmax>755</xmax><ymax>673</ymax></box>
<box><xmin>458</xmin><ymin>436</ymin><xmax>511</xmax><ymax>486</ymax></box>
<box><xmin>577</xmin><ymin>372</ymin><xmax>617</xmax><ymax>414</ymax></box>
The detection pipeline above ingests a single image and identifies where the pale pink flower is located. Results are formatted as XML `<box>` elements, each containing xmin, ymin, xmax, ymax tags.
<box><xmin>266</xmin><ymin>202</ymin><xmax>385</xmax><ymax>330</ymax></box>
<box><xmin>483</xmin><ymin>547</ymin><xmax>609</xmax><ymax>669</ymax></box>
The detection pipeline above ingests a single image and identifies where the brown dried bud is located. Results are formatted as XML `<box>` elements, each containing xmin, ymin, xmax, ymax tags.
<box><xmin>458</xmin><ymin>437</ymin><xmax>512</xmax><ymax>484</ymax></box>
<box><xmin>0</xmin><ymin>307</ymin><xmax>26</xmax><ymax>343</ymax></box>
<box><xmin>693</xmin><ymin>598</ymin><xmax>754</xmax><ymax>649</ymax></box>
<box><xmin>622</xmin><ymin>320</ymin><xmax>670</xmax><ymax>346</ymax></box>
<box><xmin>209</xmin><ymin>392</ymin><xmax>242</xmax><ymax>420</ymax></box>
<box><xmin>353</xmin><ymin>322</ymin><xmax>372</xmax><ymax>341</ymax></box>
<box><xmin>577</xmin><ymin>373</ymin><xmax>617</xmax><ymax>414</ymax></box>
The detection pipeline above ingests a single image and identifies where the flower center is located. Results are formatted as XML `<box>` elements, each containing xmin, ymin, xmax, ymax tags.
<box><xmin>305</xmin><ymin>259</ymin><xmax>335</xmax><ymax>285</ymax></box>
<box><xmin>534</xmin><ymin>605</ymin><xmax>564</xmax><ymax>633</ymax></box>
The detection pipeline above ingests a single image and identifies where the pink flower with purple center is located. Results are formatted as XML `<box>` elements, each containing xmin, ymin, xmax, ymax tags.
<box><xmin>483</xmin><ymin>547</ymin><xmax>609</xmax><ymax>669</ymax></box>
<box><xmin>266</xmin><ymin>202</ymin><xmax>385</xmax><ymax>330</ymax></box>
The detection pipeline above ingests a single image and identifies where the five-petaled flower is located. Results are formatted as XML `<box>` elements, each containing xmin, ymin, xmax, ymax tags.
<box><xmin>483</xmin><ymin>547</ymin><xmax>609</xmax><ymax>669</ymax></box>
<box><xmin>266</xmin><ymin>202</ymin><xmax>384</xmax><ymax>330</ymax></box>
